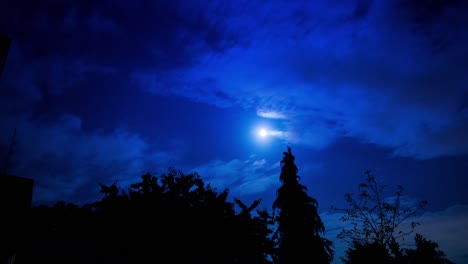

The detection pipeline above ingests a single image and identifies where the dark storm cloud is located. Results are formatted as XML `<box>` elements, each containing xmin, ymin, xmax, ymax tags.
<box><xmin>352</xmin><ymin>0</ymin><xmax>373</xmax><ymax>19</ymax></box>
<box><xmin>0</xmin><ymin>0</ymin><xmax>241</xmax><ymax>116</ymax></box>
<box><xmin>1</xmin><ymin>0</ymin><xmax>238</xmax><ymax>70</ymax></box>
<box><xmin>396</xmin><ymin>0</ymin><xmax>465</xmax><ymax>53</ymax></box>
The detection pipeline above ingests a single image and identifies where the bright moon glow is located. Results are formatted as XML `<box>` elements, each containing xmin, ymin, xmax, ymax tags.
<box><xmin>259</xmin><ymin>128</ymin><xmax>268</xmax><ymax>137</ymax></box>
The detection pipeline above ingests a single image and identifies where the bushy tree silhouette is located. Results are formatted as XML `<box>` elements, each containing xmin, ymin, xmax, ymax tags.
<box><xmin>342</xmin><ymin>233</ymin><xmax>456</xmax><ymax>264</ymax></box>
<box><xmin>342</xmin><ymin>240</ymin><xmax>392</xmax><ymax>264</ymax></box>
<box><xmin>233</xmin><ymin>198</ymin><xmax>275</xmax><ymax>264</ymax></box>
<box><xmin>272</xmin><ymin>147</ymin><xmax>333</xmax><ymax>264</ymax></box>
<box><xmin>20</xmin><ymin>168</ymin><xmax>275</xmax><ymax>264</ymax></box>
<box><xmin>403</xmin><ymin>234</ymin><xmax>455</xmax><ymax>264</ymax></box>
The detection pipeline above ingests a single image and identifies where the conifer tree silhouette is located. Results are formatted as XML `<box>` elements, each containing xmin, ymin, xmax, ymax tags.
<box><xmin>272</xmin><ymin>147</ymin><xmax>333</xmax><ymax>264</ymax></box>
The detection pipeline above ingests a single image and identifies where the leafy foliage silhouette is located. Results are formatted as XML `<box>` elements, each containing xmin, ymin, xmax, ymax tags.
<box><xmin>19</xmin><ymin>168</ymin><xmax>275</xmax><ymax>264</ymax></box>
<box><xmin>342</xmin><ymin>240</ymin><xmax>393</xmax><ymax>264</ymax></box>
<box><xmin>342</xmin><ymin>233</ymin><xmax>456</xmax><ymax>264</ymax></box>
<box><xmin>272</xmin><ymin>147</ymin><xmax>333</xmax><ymax>264</ymax></box>
<box><xmin>403</xmin><ymin>233</ymin><xmax>456</xmax><ymax>264</ymax></box>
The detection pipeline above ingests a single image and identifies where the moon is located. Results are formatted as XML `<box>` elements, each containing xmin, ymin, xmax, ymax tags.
<box><xmin>258</xmin><ymin>128</ymin><xmax>268</xmax><ymax>138</ymax></box>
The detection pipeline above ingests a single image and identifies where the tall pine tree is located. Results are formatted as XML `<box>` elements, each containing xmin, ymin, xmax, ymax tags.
<box><xmin>273</xmin><ymin>147</ymin><xmax>333</xmax><ymax>264</ymax></box>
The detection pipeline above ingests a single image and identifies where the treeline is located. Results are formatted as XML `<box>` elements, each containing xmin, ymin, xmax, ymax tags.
<box><xmin>5</xmin><ymin>148</ymin><xmax>455</xmax><ymax>264</ymax></box>
<box><xmin>20</xmin><ymin>168</ymin><xmax>274</xmax><ymax>264</ymax></box>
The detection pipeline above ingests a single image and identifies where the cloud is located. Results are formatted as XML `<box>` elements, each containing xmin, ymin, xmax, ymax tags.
<box><xmin>1</xmin><ymin>0</ymin><xmax>467</xmax><ymax>181</ymax></box>
<box><xmin>257</xmin><ymin>109</ymin><xmax>287</xmax><ymax>119</ymax></box>
<box><xmin>1</xmin><ymin>0</ymin><xmax>465</xmax><ymax>214</ymax></box>
<box><xmin>192</xmin><ymin>157</ymin><xmax>280</xmax><ymax>196</ymax></box>
<box><xmin>0</xmin><ymin>0</ymin><xmax>241</xmax><ymax>107</ymax></box>
<box><xmin>0</xmin><ymin>113</ymin><xmax>178</xmax><ymax>204</ymax></box>
<box><xmin>0</xmin><ymin>0</ymin><xmax>243</xmax><ymax>204</ymax></box>
<box><xmin>146</xmin><ymin>0</ymin><xmax>468</xmax><ymax>159</ymax></box>
<box><xmin>397</xmin><ymin>0</ymin><xmax>465</xmax><ymax>53</ymax></box>
<box><xmin>400</xmin><ymin>204</ymin><xmax>468</xmax><ymax>264</ymax></box>
<box><xmin>2</xmin><ymin>0</ymin><xmax>239</xmax><ymax>64</ymax></box>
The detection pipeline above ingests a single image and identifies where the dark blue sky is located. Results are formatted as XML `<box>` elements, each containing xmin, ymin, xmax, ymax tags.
<box><xmin>1</xmin><ymin>1</ymin><xmax>467</xmax><ymax>262</ymax></box>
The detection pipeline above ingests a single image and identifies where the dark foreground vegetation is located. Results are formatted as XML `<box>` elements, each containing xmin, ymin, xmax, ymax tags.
<box><xmin>1</xmin><ymin>148</ymin><xmax>455</xmax><ymax>264</ymax></box>
<box><xmin>20</xmin><ymin>169</ymin><xmax>274</xmax><ymax>264</ymax></box>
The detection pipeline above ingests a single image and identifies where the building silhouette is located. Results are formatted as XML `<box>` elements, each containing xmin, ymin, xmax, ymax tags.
<box><xmin>0</xmin><ymin>34</ymin><xmax>10</xmax><ymax>79</ymax></box>
<box><xmin>0</xmin><ymin>34</ymin><xmax>34</xmax><ymax>264</ymax></box>
<box><xmin>0</xmin><ymin>174</ymin><xmax>34</xmax><ymax>264</ymax></box>
<box><xmin>0</xmin><ymin>174</ymin><xmax>34</xmax><ymax>211</ymax></box>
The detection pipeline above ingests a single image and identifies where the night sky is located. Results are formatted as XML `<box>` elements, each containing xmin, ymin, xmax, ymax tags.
<box><xmin>1</xmin><ymin>0</ymin><xmax>467</xmax><ymax>263</ymax></box>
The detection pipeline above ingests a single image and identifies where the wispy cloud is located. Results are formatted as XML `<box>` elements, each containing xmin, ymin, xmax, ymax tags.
<box><xmin>257</xmin><ymin>109</ymin><xmax>287</xmax><ymax>120</ymax></box>
<box><xmin>192</xmin><ymin>157</ymin><xmax>280</xmax><ymax>196</ymax></box>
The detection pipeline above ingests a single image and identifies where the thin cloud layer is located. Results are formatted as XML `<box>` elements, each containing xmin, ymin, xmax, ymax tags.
<box><xmin>192</xmin><ymin>157</ymin><xmax>279</xmax><ymax>197</ymax></box>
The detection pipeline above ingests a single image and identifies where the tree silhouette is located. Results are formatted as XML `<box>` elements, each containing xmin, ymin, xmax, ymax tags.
<box><xmin>272</xmin><ymin>147</ymin><xmax>333</xmax><ymax>264</ymax></box>
<box><xmin>404</xmin><ymin>234</ymin><xmax>455</xmax><ymax>264</ymax></box>
<box><xmin>90</xmin><ymin>168</ymin><xmax>275</xmax><ymax>264</ymax></box>
<box><xmin>332</xmin><ymin>170</ymin><xmax>457</xmax><ymax>264</ymax></box>
<box><xmin>333</xmin><ymin>170</ymin><xmax>427</xmax><ymax>257</ymax></box>
<box><xmin>343</xmin><ymin>233</ymin><xmax>457</xmax><ymax>264</ymax></box>
<box><xmin>99</xmin><ymin>168</ymin><xmax>276</xmax><ymax>263</ymax></box>
<box><xmin>341</xmin><ymin>240</ymin><xmax>392</xmax><ymax>264</ymax></box>
<box><xmin>233</xmin><ymin>198</ymin><xmax>275</xmax><ymax>264</ymax></box>
<box><xmin>16</xmin><ymin>168</ymin><xmax>277</xmax><ymax>263</ymax></box>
